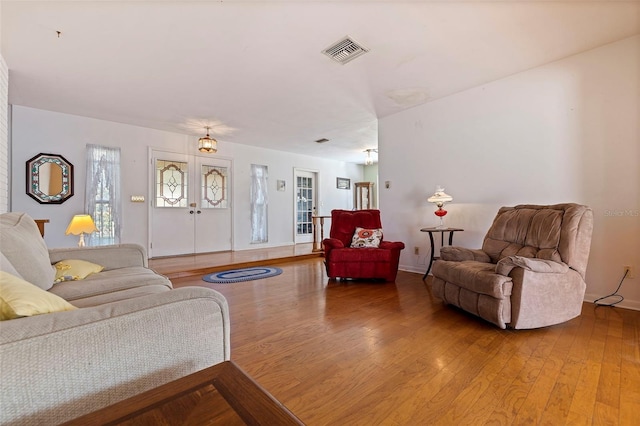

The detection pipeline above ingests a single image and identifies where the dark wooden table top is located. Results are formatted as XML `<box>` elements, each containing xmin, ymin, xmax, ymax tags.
<box><xmin>62</xmin><ymin>361</ymin><xmax>304</xmax><ymax>426</ymax></box>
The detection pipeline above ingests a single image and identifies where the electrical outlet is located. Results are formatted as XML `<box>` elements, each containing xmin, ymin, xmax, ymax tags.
<box><xmin>414</xmin><ymin>246</ymin><xmax>420</xmax><ymax>255</ymax></box>
<box><xmin>624</xmin><ymin>265</ymin><xmax>635</xmax><ymax>279</ymax></box>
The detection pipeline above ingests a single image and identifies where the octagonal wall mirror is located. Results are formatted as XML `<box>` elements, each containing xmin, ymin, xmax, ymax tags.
<box><xmin>26</xmin><ymin>153</ymin><xmax>74</xmax><ymax>204</ymax></box>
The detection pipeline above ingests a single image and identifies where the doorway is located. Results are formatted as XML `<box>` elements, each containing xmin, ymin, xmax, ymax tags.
<box><xmin>150</xmin><ymin>149</ymin><xmax>232</xmax><ymax>257</ymax></box>
<box><xmin>294</xmin><ymin>169</ymin><xmax>317</xmax><ymax>244</ymax></box>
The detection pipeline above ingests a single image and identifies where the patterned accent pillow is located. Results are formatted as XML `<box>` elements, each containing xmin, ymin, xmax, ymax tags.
<box><xmin>351</xmin><ymin>227</ymin><xmax>383</xmax><ymax>248</ymax></box>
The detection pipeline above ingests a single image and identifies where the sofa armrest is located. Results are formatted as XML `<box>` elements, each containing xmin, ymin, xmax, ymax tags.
<box><xmin>379</xmin><ymin>241</ymin><xmax>405</xmax><ymax>250</ymax></box>
<box><xmin>0</xmin><ymin>286</ymin><xmax>230</xmax><ymax>425</ymax></box>
<box><xmin>496</xmin><ymin>255</ymin><xmax>569</xmax><ymax>276</ymax></box>
<box><xmin>49</xmin><ymin>244</ymin><xmax>149</xmax><ymax>270</ymax></box>
<box><xmin>440</xmin><ymin>246</ymin><xmax>491</xmax><ymax>263</ymax></box>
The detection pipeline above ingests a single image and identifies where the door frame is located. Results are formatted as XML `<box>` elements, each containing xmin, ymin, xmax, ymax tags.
<box><xmin>147</xmin><ymin>147</ymin><xmax>234</xmax><ymax>258</ymax></box>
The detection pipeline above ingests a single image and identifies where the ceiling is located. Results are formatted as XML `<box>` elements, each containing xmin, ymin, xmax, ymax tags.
<box><xmin>2</xmin><ymin>1</ymin><xmax>639</xmax><ymax>164</ymax></box>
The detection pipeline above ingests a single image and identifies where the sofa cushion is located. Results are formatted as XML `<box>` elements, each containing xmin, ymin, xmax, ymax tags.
<box><xmin>63</xmin><ymin>284</ymin><xmax>172</xmax><ymax>308</ymax></box>
<box><xmin>0</xmin><ymin>212</ymin><xmax>55</xmax><ymax>290</ymax></box>
<box><xmin>432</xmin><ymin>260</ymin><xmax>513</xmax><ymax>299</ymax></box>
<box><xmin>0</xmin><ymin>271</ymin><xmax>77</xmax><ymax>320</ymax></box>
<box><xmin>54</xmin><ymin>259</ymin><xmax>105</xmax><ymax>283</ymax></box>
<box><xmin>49</xmin><ymin>266</ymin><xmax>172</xmax><ymax>302</ymax></box>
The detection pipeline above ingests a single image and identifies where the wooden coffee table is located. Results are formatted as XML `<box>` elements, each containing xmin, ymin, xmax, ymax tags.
<box><xmin>63</xmin><ymin>361</ymin><xmax>304</xmax><ymax>425</ymax></box>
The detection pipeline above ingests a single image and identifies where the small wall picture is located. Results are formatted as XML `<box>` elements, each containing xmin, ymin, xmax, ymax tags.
<box><xmin>277</xmin><ymin>180</ymin><xmax>286</xmax><ymax>191</ymax></box>
<box><xmin>336</xmin><ymin>177</ymin><xmax>350</xmax><ymax>190</ymax></box>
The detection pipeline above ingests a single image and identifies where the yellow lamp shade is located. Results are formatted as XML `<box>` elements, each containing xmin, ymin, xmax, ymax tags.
<box><xmin>65</xmin><ymin>215</ymin><xmax>98</xmax><ymax>235</ymax></box>
<box><xmin>65</xmin><ymin>215</ymin><xmax>98</xmax><ymax>247</ymax></box>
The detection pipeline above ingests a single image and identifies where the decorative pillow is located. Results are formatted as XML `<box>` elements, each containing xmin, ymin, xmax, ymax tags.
<box><xmin>54</xmin><ymin>259</ymin><xmax>104</xmax><ymax>283</ymax></box>
<box><xmin>0</xmin><ymin>252</ymin><xmax>23</xmax><ymax>279</ymax></box>
<box><xmin>351</xmin><ymin>227</ymin><xmax>383</xmax><ymax>248</ymax></box>
<box><xmin>0</xmin><ymin>212</ymin><xmax>56</xmax><ymax>290</ymax></box>
<box><xmin>0</xmin><ymin>271</ymin><xmax>77</xmax><ymax>320</ymax></box>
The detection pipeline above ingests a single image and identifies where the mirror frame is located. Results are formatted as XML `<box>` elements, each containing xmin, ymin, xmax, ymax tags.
<box><xmin>26</xmin><ymin>153</ymin><xmax>74</xmax><ymax>204</ymax></box>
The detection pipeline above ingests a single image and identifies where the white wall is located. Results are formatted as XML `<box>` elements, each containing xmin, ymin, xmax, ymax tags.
<box><xmin>10</xmin><ymin>106</ymin><xmax>362</xmax><ymax>251</ymax></box>
<box><xmin>0</xmin><ymin>54</ymin><xmax>8</xmax><ymax>213</ymax></box>
<box><xmin>379</xmin><ymin>36</ymin><xmax>640</xmax><ymax>310</ymax></box>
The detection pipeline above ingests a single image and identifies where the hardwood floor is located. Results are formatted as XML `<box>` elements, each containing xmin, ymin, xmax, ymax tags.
<box><xmin>166</xmin><ymin>257</ymin><xmax>640</xmax><ymax>425</ymax></box>
<box><xmin>149</xmin><ymin>243</ymin><xmax>320</xmax><ymax>279</ymax></box>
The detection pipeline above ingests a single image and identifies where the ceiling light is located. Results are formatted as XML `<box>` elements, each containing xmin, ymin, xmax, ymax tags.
<box><xmin>198</xmin><ymin>126</ymin><xmax>217</xmax><ymax>153</ymax></box>
<box><xmin>364</xmin><ymin>149</ymin><xmax>377</xmax><ymax>165</ymax></box>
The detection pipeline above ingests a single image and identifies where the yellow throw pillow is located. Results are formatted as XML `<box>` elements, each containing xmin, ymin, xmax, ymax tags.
<box><xmin>54</xmin><ymin>259</ymin><xmax>104</xmax><ymax>283</ymax></box>
<box><xmin>0</xmin><ymin>271</ymin><xmax>77</xmax><ymax>320</ymax></box>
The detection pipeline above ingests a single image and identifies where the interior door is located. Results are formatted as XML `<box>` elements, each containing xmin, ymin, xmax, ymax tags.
<box><xmin>150</xmin><ymin>150</ymin><xmax>232</xmax><ymax>257</ymax></box>
<box><xmin>294</xmin><ymin>170</ymin><xmax>317</xmax><ymax>244</ymax></box>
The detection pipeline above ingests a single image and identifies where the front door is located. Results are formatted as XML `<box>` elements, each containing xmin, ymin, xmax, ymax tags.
<box><xmin>150</xmin><ymin>150</ymin><xmax>232</xmax><ymax>257</ymax></box>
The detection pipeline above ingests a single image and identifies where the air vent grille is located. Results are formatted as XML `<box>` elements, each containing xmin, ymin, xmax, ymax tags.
<box><xmin>322</xmin><ymin>36</ymin><xmax>369</xmax><ymax>65</ymax></box>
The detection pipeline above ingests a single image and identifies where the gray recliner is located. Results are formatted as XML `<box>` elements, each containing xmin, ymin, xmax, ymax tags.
<box><xmin>431</xmin><ymin>203</ymin><xmax>593</xmax><ymax>329</ymax></box>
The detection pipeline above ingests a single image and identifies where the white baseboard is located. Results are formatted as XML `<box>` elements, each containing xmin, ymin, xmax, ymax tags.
<box><xmin>399</xmin><ymin>265</ymin><xmax>425</xmax><ymax>275</ymax></box>
<box><xmin>584</xmin><ymin>293</ymin><xmax>640</xmax><ymax>311</ymax></box>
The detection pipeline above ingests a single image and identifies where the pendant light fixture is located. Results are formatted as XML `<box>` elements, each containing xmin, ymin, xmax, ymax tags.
<box><xmin>364</xmin><ymin>148</ymin><xmax>377</xmax><ymax>165</ymax></box>
<box><xmin>198</xmin><ymin>126</ymin><xmax>218</xmax><ymax>153</ymax></box>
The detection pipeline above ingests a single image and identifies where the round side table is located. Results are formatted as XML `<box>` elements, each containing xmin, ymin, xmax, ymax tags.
<box><xmin>420</xmin><ymin>227</ymin><xmax>464</xmax><ymax>280</ymax></box>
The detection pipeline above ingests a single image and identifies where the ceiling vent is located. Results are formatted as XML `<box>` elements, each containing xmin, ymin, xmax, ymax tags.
<box><xmin>322</xmin><ymin>36</ymin><xmax>369</xmax><ymax>65</ymax></box>
<box><xmin>315</xmin><ymin>138</ymin><xmax>330</xmax><ymax>144</ymax></box>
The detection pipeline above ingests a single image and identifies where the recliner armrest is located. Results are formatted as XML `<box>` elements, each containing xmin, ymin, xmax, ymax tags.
<box><xmin>440</xmin><ymin>246</ymin><xmax>491</xmax><ymax>263</ymax></box>
<box><xmin>322</xmin><ymin>238</ymin><xmax>345</xmax><ymax>250</ymax></box>
<box><xmin>496</xmin><ymin>255</ymin><xmax>569</xmax><ymax>276</ymax></box>
<box><xmin>379</xmin><ymin>241</ymin><xmax>405</xmax><ymax>250</ymax></box>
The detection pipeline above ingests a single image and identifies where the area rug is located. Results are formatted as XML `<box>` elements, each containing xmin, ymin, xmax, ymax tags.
<box><xmin>202</xmin><ymin>267</ymin><xmax>283</xmax><ymax>284</ymax></box>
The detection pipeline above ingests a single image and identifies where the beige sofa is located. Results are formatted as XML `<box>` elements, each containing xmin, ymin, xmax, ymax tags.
<box><xmin>0</xmin><ymin>212</ymin><xmax>230</xmax><ymax>425</ymax></box>
<box><xmin>431</xmin><ymin>203</ymin><xmax>593</xmax><ymax>329</ymax></box>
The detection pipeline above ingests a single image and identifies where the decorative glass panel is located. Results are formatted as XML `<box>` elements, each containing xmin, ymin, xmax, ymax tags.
<box><xmin>201</xmin><ymin>165</ymin><xmax>228</xmax><ymax>209</ymax></box>
<box><xmin>156</xmin><ymin>160</ymin><xmax>188</xmax><ymax>207</ymax></box>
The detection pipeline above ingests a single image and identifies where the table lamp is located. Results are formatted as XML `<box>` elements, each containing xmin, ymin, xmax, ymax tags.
<box><xmin>65</xmin><ymin>214</ymin><xmax>98</xmax><ymax>247</ymax></box>
<box><xmin>427</xmin><ymin>186</ymin><xmax>453</xmax><ymax>228</ymax></box>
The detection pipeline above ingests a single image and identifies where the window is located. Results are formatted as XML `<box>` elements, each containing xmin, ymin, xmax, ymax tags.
<box><xmin>85</xmin><ymin>145</ymin><xmax>121</xmax><ymax>246</ymax></box>
<box><xmin>250</xmin><ymin>164</ymin><xmax>268</xmax><ymax>243</ymax></box>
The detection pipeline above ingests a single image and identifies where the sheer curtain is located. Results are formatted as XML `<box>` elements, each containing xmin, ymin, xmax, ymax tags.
<box><xmin>85</xmin><ymin>144</ymin><xmax>121</xmax><ymax>246</ymax></box>
<box><xmin>250</xmin><ymin>164</ymin><xmax>268</xmax><ymax>243</ymax></box>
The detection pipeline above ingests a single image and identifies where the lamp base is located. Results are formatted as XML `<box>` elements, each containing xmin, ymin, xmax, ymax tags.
<box><xmin>434</xmin><ymin>207</ymin><xmax>448</xmax><ymax>228</ymax></box>
<box><xmin>78</xmin><ymin>233</ymin><xmax>86</xmax><ymax>247</ymax></box>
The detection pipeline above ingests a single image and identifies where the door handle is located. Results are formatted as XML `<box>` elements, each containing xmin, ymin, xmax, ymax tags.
<box><xmin>196</xmin><ymin>210</ymin><xmax>201</xmax><ymax>214</ymax></box>
<box><xmin>189</xmin><ymin>210</ymin><xmax>194</xmax><ymax>214</ymax></box>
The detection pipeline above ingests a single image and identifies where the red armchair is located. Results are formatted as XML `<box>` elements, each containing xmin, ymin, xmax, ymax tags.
<box><xmin>323</xmin><ymin>209</ymin><xmax>405</xmax><ymax>282</ymax></box>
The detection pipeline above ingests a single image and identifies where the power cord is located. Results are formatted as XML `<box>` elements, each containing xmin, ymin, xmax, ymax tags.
<box><xmin>594</xmin><ymin>269</ymin><xmax>629</xmax><ymax>307</ymax></box>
